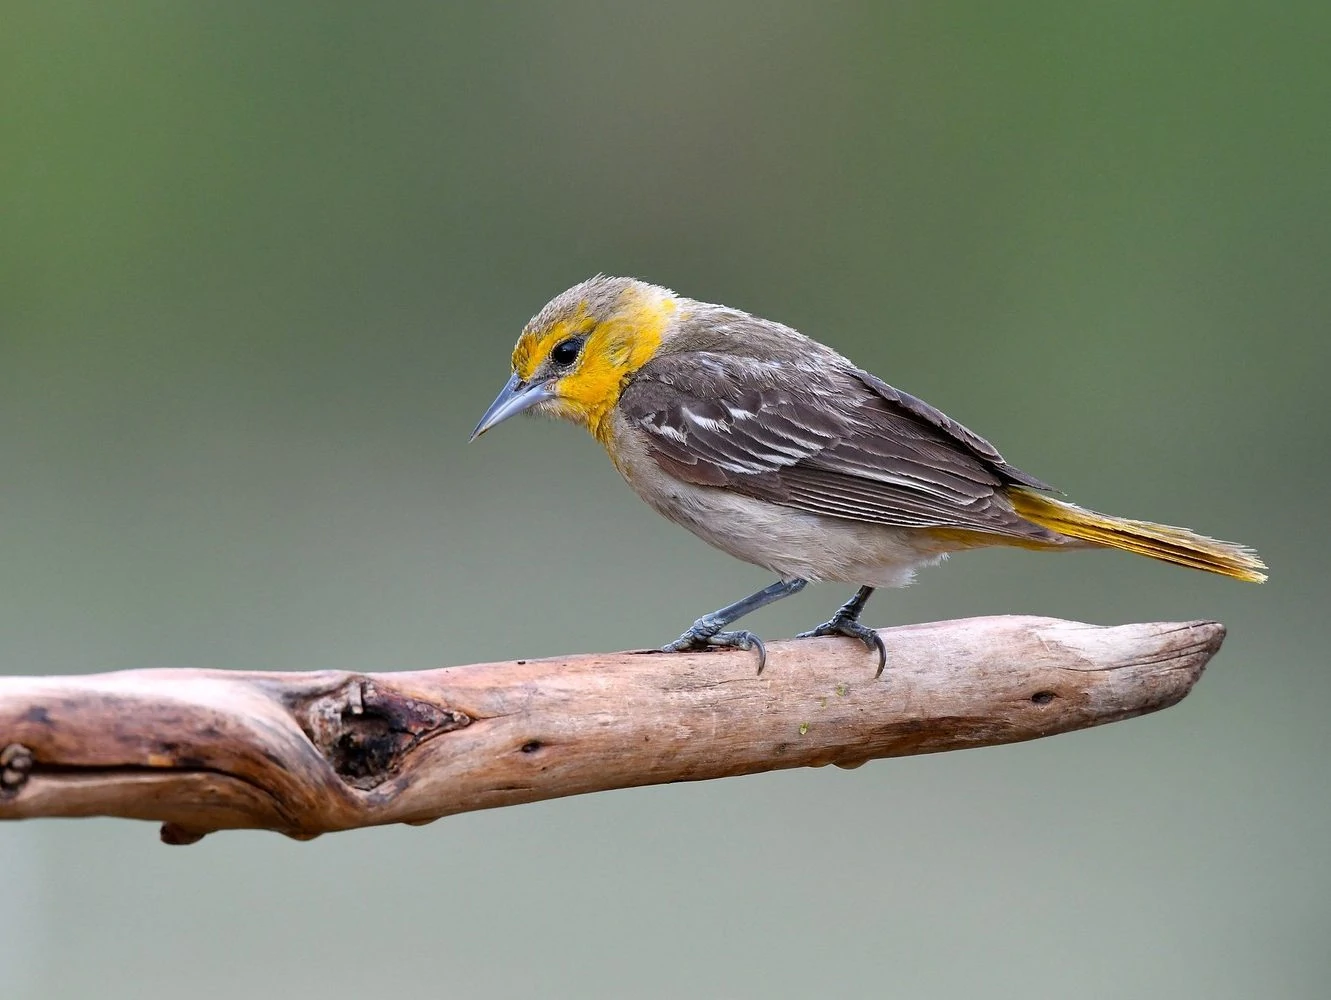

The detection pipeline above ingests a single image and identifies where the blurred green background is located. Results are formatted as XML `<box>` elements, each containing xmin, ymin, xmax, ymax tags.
<box><xmin>2</xmin><ymin>3</ymin><xmax>1327</xmax><ymax>997</ymax></box>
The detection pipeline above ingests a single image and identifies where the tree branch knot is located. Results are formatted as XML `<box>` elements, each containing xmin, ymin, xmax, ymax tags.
<box><xmin>290</xmin><ymin>678</ymin><xmax>470</xmax><ymax>790</ymax></box>
<box><xmin>0</xmin><ymin>743</ymin><xmax>34</xmax><ymax>798</ymax></box>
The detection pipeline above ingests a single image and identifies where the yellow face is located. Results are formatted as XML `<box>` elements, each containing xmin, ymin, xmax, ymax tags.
<box><xmin>474</xmin><ymin>279</ymin><xmax>676</xmax><ymax>444</ymax></box>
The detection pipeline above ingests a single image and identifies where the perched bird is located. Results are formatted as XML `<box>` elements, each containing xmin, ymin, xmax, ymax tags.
<box><xmin>472</xmin><ymin>275</ymin><xmax>1266</xmax><ymax>674</ymax></box>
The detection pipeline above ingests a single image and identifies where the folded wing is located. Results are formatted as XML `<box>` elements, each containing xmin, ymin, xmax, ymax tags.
<box><xmin>618</xmin><ymin>351</ymin><xmax>1060</xmax><ymax>540</ymax></box>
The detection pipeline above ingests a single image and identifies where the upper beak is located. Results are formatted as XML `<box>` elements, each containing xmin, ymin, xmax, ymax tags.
<box><xmin>469</xmin><ymin>373</ymin><xmax>554</xmax><ymax>442</ymax></box>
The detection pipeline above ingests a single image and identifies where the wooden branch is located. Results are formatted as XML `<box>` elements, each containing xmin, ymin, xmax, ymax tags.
<box><xmin>0</xmin><ymin>616</ymin><xmax>1224</xmax><ymax>844</ymax></box>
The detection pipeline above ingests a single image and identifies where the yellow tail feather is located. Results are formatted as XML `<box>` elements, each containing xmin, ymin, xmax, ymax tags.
<box><xmin>1009</xmin><ymin>489</ymin><xmax>1268</xmax><ymax>583</ymax></box>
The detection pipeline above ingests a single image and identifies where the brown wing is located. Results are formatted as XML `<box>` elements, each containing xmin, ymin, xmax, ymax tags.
<box><xmin>618</xmin><ymin>351</ymin><xmax>1055</xmax><ymax>536</ymax></box>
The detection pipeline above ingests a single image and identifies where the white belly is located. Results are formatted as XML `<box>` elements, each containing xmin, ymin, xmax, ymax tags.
<box><xmin>610</xmin><ymin>436</ymin><xmax>950</xmax><ymax>588</ymax></box>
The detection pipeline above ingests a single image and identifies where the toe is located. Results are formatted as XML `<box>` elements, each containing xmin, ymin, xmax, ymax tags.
<box><xmin>795</xmin><ymin>619</ymin><xmax>837</xmax><ymax>640</ymax></box>
<box><xmin>707</xmin><ymin>630</ymin><xmax>768</xmax><ymax>673</ymax></box>
<box><xmin>727</xmin><ymin>631</ymin><xmax>767</xmax><ymax>674</ymax></box>
<box><xmin>795</xmin><ymin>620</ymin><xmax>887</xmax><ymax>676</ymax></box>
<box><xmin>661</xmin><ymin>630</ymin><xmax>706</xmax><ymax>653</ymax></box>
<box><xmin>662</xmin><ymin>630</ymin><xmax>767</xmax><ymax>673</ymax></box>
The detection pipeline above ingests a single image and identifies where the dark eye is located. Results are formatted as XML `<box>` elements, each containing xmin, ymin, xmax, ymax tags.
<box><xmin>550</xmin><ymin>337</ymin><xmax>584</xmax><ymax>366</ymax></box>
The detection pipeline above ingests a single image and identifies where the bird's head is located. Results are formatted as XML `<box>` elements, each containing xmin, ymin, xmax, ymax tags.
<box><xmin>470</xmin><ymin>275</ymin><xmax>678</xmax><ymax>443</ymax></box>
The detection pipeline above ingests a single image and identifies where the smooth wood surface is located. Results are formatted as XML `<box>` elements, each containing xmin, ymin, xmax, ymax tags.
<box><xmin>0</xmin><ymin>616</ymin><xmax>1225</xmax><ymax>844</ymax></box>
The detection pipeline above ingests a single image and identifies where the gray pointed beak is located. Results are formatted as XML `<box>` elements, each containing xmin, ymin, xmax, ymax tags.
<box><xmin>470</xmin><ymin>373</ymin><xmax>554</xmax><ymax>442</ymax></box>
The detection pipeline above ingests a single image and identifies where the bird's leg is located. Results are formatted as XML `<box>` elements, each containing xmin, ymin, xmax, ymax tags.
<box><xmin>662</xmin><ymin>578</ymin><xmax>808</xmax><ymax>674</ymax></box>
<box><xmin>797</xmin><ymin>585</ymin><xmax>888</xmax><ymax>677</ymax></box>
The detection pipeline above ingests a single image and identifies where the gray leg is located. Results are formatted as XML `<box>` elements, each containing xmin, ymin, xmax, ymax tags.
<box><xmin>797</xmin><ymin>585</ymin><xmax>889</xmax><ymax>677</ymax></box>
<box><xmin>662</xmin><ymin>578</ymin><xmax>808</xmax><ymax>674</ymax></box>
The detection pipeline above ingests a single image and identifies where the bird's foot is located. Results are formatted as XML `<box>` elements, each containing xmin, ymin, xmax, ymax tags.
<box><xmin>662</xmin><ymin>625</ymin><xmax>768</xmax><ymax>674</ymax></box>
<box><xmin>797</xmin><ymin>617</ymin><xmax>888</xmax><ymax>677</ymax></box>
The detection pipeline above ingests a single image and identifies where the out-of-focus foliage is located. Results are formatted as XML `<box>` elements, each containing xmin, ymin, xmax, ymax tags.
<box><xmin>2</xmin><ymin>4</ymin><xmax>1327</xmax><ymax>998</ymax></box>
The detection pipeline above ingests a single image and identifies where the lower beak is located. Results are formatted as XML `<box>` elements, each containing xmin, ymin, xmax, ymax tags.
<box><xmin>470</xmin><ymin>373</ymin><xmax>554</xmax><ymax>441</ymax></box>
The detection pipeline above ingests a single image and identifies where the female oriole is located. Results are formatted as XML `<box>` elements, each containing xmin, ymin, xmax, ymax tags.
<box><xmin>473</xmin><ymin>276</ymin><xmax>1265</xmax><ymax>674</ymax></box>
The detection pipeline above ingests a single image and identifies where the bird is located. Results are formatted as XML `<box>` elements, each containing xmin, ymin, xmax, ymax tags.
<box><xmin>471</xmin><ymin>275</ymin><xmax>1267</xmax><ymax>675</ymax></box>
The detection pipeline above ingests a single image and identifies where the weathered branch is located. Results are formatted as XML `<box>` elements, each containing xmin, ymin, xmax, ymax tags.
<box><xmin>0</xmin><ymin>616</ymin><xmax>1223</xmax><ymax>844</ymax></box>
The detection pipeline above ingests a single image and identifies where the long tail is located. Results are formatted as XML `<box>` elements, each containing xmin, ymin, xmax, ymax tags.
<box><xmin>1008</xmin><ymin>488</ymin><xmax>1268</xmax><ymax>583</ymax></box>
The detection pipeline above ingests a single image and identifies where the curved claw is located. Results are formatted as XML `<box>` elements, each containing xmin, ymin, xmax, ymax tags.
<box><xmin>867</xmin><ymin>630</ymin><xmax>888</xmax><ymax>678</ymax></box>
<box><xmin>726</xmin><ymin>631</ymin><xmax>768</xmax><ymax>675</ymax></box>
<box><xmin>661</xmin><ymin>628</ymin><xmax>768</xmax><ymax>674</ymax></box>
<box><xmin>797</xmin><ymin>619</ymin><xmax>888</xmax><ymax>677</ymax></box>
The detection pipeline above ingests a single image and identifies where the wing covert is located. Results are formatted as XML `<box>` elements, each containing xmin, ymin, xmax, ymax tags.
<box><xmin>618</xmin><ymin>351</ymin><xmax>1054</xmax><ymax>537</ymax></box>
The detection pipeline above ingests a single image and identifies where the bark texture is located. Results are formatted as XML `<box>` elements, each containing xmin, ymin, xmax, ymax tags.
<box><xmin>0</xmin><ymin>616</ymin><xmax>1224</xmax><ymax>844</ymax></box>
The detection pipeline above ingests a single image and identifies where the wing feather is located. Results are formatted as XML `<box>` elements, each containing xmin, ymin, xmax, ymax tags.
<box><xmin>618</xmin><ymin>351</ymin><xmax>1056</xmax><ymax>539</ymax></box>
